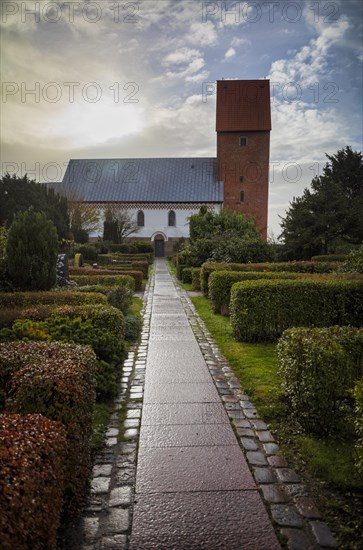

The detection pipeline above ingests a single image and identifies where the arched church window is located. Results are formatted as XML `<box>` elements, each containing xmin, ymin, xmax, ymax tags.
<box><xmin>168</xmin><ymin>210</ymin><xmax>176</xmax><ymax>227</ymax></box>
<box><xmin>137</xmin><ymin>210</ymin><xmax>145</xmax><ymax>227</ymax></box>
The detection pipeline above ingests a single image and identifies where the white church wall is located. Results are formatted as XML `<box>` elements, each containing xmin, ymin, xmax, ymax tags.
<box><xmin>89</xmin><ymin>204</ymin><xmax>222</xmax><ymax>240</ymax></box>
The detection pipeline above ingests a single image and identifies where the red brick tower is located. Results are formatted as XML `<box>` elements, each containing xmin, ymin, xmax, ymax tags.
<box><xmin>216</xmin><ymin>80</ymin><xmax>271</xmax><ymax>240</ymax></box>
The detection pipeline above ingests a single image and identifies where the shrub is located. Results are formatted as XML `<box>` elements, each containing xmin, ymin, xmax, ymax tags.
<box><xmin>181</xmin><ymin>267</ymin><xmax>193</xmax><ymax>284</ymax></box>
<box><xmin>0</xmin><ymin>259</ymin><xmax>13</xmax><ymax>292</ymax></box>
<box><xmin>0</xmin><ymin>341</ymin><xmax>97</xmax><ymax>515</ymax></box>
<box><xmin>209</xmin><ymin>270</ymin><xmax>299</xmax><ymax>314</ymax></box>
<box><xmin>106</xmin><ymin>286</ymin><xmax>133</xmax><ymax>313</ymax></box>
<box><xmin>200</xmin><ymin>262</ymin><xmax>270</xmax><ymax>296</ymax></box>
<box><xmin>6</xmin><ymin>209</ymin><xmax>58</xmax><ymax>290</ymax></box>
<box><xmin>75</xmin><ymin>244</ymin><xmax>98</xmax><ymax>262</ymax></box>
<box><xmin>109</xmin><ymin>243</ymin><xmax>137</xmax><ymax>253</ymax></box>
<box><xmin>230</xmin><ymin>279</ymin><xmax>363</xmax><ymax>342</ymax></box>
<box><xmin>208</xmin><ymin>238</ymin><xmax>273</xmax><ymax>264</ymax></box>
<box><xmin>311</xmin><ymin>254</ymin><xmax>347</xmax><ymax>262</ymax></box>
<box><xmin>0</xmin><ymin>305</ymin><xmax>126</xmax><ymax>400</ymax></box>
<box><xmin>340</xmin><ymin>244</ymin><xmax>363</xmax><ymax>274</ymax></box>
<box><xmin>0</xmin><ymin>413</ymin><xmax>67</xmax><ymax>550</ymax></box>
<box><xmin>125</xmin><ymin>313</ymin><xmax>143</xmax><ymax>342</ymax></box>
<box><xmin>70</xmin><ymin>273</ymin><xmax>135</xmax><ymax>292</ymax></box>
<box><xmin>353</xmin><ymin>380</ymin><xmax>363</xmax><ymax>476</ymax></box>
<box><xmin>132</xmin><ymin>240</ymin><xmax>154</xmax><ymax>254</ymax></box>
<box><xmin>131</xmin><ymin>261</ymin><xmax>148</xmax><ymax>278</ymax></box>
<box><xmin>0</xmin><ymin>290</ymin><xmax>107</xmax><ymax>309</ymax></box>
<box><xmin>191</xmin><ymin>268</ymin><xmax>201</xmax><ymax>290</ymax></box>
<box><xmin>277</xmin><ymin>326</ymin><xmax>363</xmax><ymax>435</ymax></box>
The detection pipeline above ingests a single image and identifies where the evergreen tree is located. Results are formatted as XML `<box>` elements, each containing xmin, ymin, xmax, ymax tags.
<box><xmin>279</xmin><ymin>147</ymin><xmax>363</xmax><ymax>259</ymax></box>
<box><xmin>0</xmin><ymin>173</ymin><xmax>69</xmax><ymax>239</ymax></box>
<box><xmin>6</xmin><ymin>208</ymin><xmax>58</xmax><ymax>290</ymax></box>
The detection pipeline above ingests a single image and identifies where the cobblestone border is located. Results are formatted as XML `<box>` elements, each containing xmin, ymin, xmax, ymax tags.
<box><xmin>175</xmin><ymin>279</ymin><xmax>338</xmax><ymax>550</ymax></box>
<box><xmin>75</xmin><ymin>272</ymin><xmax>154</xmax><ymax>550</ymax></box>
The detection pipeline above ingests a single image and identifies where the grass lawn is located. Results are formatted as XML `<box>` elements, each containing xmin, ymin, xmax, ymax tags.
<box><xmin>191</xmin><ymin>294</ymin><xmax>363</xmax><ymax>549</ymax></box>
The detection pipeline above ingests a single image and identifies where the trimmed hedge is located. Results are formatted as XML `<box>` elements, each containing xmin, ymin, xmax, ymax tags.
<box><xmin>277</xmin><ymin>326</ymin><xmax>363</xmax><ymax>436</ymax></box>
<box><xmin>181</xmin><ymin>267</ymin><xmax>193</xmax><ymax>284</ymax></box>
<box><xmin>0</xmin><ymin>290</ymin><xmax>107</xmax><ymax>309</ymax></box>
<box><xmin>0</xmin><ymin>413</ymin><xmax>67</xmax><ymax>550</ymax></box>
<box><xmin>311</xmin><ymin>254</ymin><xmax>347</xmax><ymax>262</ymax></box>
<box><xmin>209</xmin><ymin>271</ymin><xmax>300</xmax><ymax>314</ymax></box>
<box><xmin>230</xmin><ymin>279</ymin><xmax>363</xmax><ymax>342</ymax></box>
<box><xmin>0</xmin><ymin>341</ymin><xmax>97</xmax><ymax>515</ymax></box>
<box><xmin>192</xmin><ymin>268</ymin><xmax>201</xmax><ymax>291</ymax></box>
<box><xmin>0</xmin><ymin>304</ymin><xmax>125</xmax><ymax>400</ymax></box>
<box><xmin>201</xmin><ymin>261</ymin><xmax>343</xmax><ymax>296</ymax></box>
<box><xmin>131</xmin><ymin>261</ymin><xmax>148</xmax><ymax>279</ymax></box>
<box><xmin>70</xmin><ymin>273</ymin><xmax>135</xmax><ymax>291</ymax></box>
<box><xmin>201</xmin><ymin>262</ymin><xmax>270</xmax><ymax>295</ymax></box>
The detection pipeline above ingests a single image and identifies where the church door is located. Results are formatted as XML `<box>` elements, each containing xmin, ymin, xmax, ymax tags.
<box><xmin>155</xmin><ymin>238</ymin><xmax>165</xmax><ymax>257</ymax></box>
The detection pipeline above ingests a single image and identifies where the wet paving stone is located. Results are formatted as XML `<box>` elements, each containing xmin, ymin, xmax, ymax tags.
<box><xmin>275</xmin><ymin>468</ymin><xmax>301</xmax><ymax>484</ymax></box>
<box><xmin>103</xmin><ymin>508</ymin><xmax>130</xmax><ymax>534</ymax></box>
<box><xmin>281</xmin><ymin>528</ymin><xmax>316</xmax><ymax>550</ymax></box>
<box><xmin>253</xmin><ymin>467</ymin><xmax>277</xmax><ymax>484</ymax></box>
<box><xmin>261</xmin><ymin>484</ymin><xmax>289</xmax><ymax>503</ymax></box>
<box><xmin>270</xmin><ymin>504</ymin><xmax>304</xmax><ymax>528</ymax></box>
<box><xmin>310</xmin><ymin>521</ymin><xmax>338</xmax><ymax>548</ymax></box>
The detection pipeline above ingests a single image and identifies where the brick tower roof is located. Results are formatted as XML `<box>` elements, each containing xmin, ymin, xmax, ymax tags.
<box><xmin>216</xmin><ymin>79</ymin><xmax>271</xmax><ymax>132</ymax></box>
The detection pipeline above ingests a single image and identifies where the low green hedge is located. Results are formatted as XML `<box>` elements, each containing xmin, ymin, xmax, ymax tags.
<box><xmin>311</xmin><ymin>254</ymin><xmax>347</xmax><ymax>262</ymax></box>
<box><xmin>0</xmin><ymin>290</ymin><xmax>107</xmax><ymax>309</ymax></box>
<box><xmin>70</xmin><ymin>267</ymin><xmax>143</xmax><ymax>288</ymax></box>
<box><xmin>70</xmin><ymin>273</ymin><xmax>135</xmax><ymax>292</ymax></box>
<box><xmin>201</xmin><ymin>262</ymin><xmax>270</xmax><ymax>295</ymax></box>
<box><xmin>192</xmin><ymin>268</ymin><xmax>201</xmax><ymax>291</ymax></box>
<box><xmin>230</xmin><ymin>279</ymin><xmax>363</xmax><ymax>342</ymax></box>
<box><xmin>0</xmin><ymin>413</ymin><xmax>67</xmax><ymax>550</ymax></box>
<box><xmin>209</xmin><ymin>271</ymin><xmax>300</xmax><ymax>314</ymax></box>
<box><xmin>277</xmin><ymin>326</ymin><xmax>363</xmax><ymax>436</ymax></box>
<box><xmin>0</xmin><ymin>304</ymin><xmax>125</xmax><ymax>400</ymax></box>
<box><xmin>76</xmin><ymin>285</ymin><xmax>133</xmax><ymax>314</ymax></box>
<box><xmin>0</xmin><ymin>341</ymin><xmax>97</xmax><ymax>515</ymax></box>
<box><xmin>201</xmin><ymin>261</ymin><xmax>343</xmax><ymax>296</ymax></box>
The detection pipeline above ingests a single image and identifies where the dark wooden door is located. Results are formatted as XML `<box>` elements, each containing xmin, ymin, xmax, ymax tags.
<box><xmin>155</xmin><ymin>239</ymin><xmax>165</xmax><ymax>257</ymax></box>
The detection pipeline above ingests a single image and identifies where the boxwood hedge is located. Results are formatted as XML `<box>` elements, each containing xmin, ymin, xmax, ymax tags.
<box><xmin>230</xmin><ymin>279</ymin><xmax>363</xmax><ymax>342</ymax></box>
<box><xmin>0</xmin><ymin>413</ymin><xmax>67</xmax><ymax>550</ymax></box>
<box><xmin>0</xmin><ymin>290</ymin><xmax>107</xmax><ymax>309</ymax></box>
<box><xmin>70</xmin><ymin>271</ymin><xmax>140</xmax><ymax>290</ymax></box>
<box><xmin>277</xmin><ymin>326</ymin><xmax>363</xmax><ymax>436</ymax></box>
<box><xmin>191</xmin><ymin>268</ymin><xmax>201</xmax><ymax>291</ymax></box>
<box><xmin>0</xmin><ymin>341</ymin><xmax>97</xmax><ymax>515</ymax></box>
<box><xmin>208</xmin><ymin>270</ymin><xmax>300</xmax><ymax>314</ymax></box>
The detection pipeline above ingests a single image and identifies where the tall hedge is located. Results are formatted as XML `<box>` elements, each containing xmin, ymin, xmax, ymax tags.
<box><xmin>230</xmin><ymin>279</ymin><xmax>363</xmax><ymax>342</ymax></box>
<box><xmin>6</xmin><ymin>209</ymin><xmax>58</xmax><ymax>290</ymax></box>
<box><xmin>0</xmin><ymin>413</ymin><xmax>67</xmax><ymax>549</ymax></box>
<box><xmin>0</xmin><ymin>341</ymin><xmax>97</xmax><ymax>515</ymax></box>
<box><xmin>208</xmin><ymin>270</ymin><xmax>300</xmax><ymax>314</ymax></box>
<box><xmin>277</xmin><ymin>327</ymin><xmax>363</xmax><ymax>435</ymax></box>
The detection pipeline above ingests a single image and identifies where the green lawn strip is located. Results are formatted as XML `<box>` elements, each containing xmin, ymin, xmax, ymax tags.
<box><xmin>91</xmin><ymin>402</ymin><xmax>112</xmax><ymax>453</ymax></box>
<box><xmin>191</xmin><ymin>294</ymin><xmax>363</xmax><ymax>547</ymax></box>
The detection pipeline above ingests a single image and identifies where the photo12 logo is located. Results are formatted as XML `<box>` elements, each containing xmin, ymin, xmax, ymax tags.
<box><xmin>1</xmin><ymin>2</ymin><xmax>140</xmax><ymax>24</ymax></box>
<box><xmin>2</xmin><ymin>81</ymin><xmax>140</xmax><ymax>104</ymax></box>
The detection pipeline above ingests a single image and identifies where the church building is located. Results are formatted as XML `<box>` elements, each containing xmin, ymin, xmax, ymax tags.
<box><xmin>56</xmin><ymin>80</ymin><xmax>271</xmax><ymax>256</ymax></box>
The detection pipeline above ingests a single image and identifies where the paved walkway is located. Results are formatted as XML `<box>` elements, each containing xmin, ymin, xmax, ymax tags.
<box><xmin>129</xmin><ymin>260</ymin><xmax>280</xmax><ymax>549</ymax></box>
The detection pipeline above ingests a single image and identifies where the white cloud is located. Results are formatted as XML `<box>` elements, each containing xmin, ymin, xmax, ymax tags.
<box><xmin>224</xmin><ymin>47</ymin><xmax>236</xmax><ymax>60</ymax></box>
<box><xmin>162</xmin><ymin>48</ymin><xmax>202</xmax><ymax>66</ymax></box>
<box><xmin>186</xmin><ymin>21</ymin><xmax>218</xmax><ymax>46</ymax></box>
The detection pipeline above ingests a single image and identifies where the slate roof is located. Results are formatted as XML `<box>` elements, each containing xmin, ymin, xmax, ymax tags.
<box><xmin>54</xmin><ymin>158</ymin><xmax>223</xmax><ymax>204</ymax></box>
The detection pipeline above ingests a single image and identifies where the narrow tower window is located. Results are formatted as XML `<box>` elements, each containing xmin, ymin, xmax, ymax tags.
<box><xmin>137</xmin><ymin>210</ymin><xmax>144</xmax><ymax>227</ymax></box>
<box><xmin>240</xmin><ymin>191</ymin><xmax>245</xmax><ymax>202</ymax></box>
<box><xmin>239</xmin><ymin>136</ymin><xmax>248</xmax><ymax>146</ymax></box>
<box><xmin>168</xmin><ymin>210</ymin><xmax>176</xmax><ymax>226</ymax></box>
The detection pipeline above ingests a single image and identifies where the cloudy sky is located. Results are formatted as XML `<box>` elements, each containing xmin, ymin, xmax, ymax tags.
<box><xmin>1</xmin><ymin>0</ymin><xmax>362</xmax><ymax>237</ymax></box>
